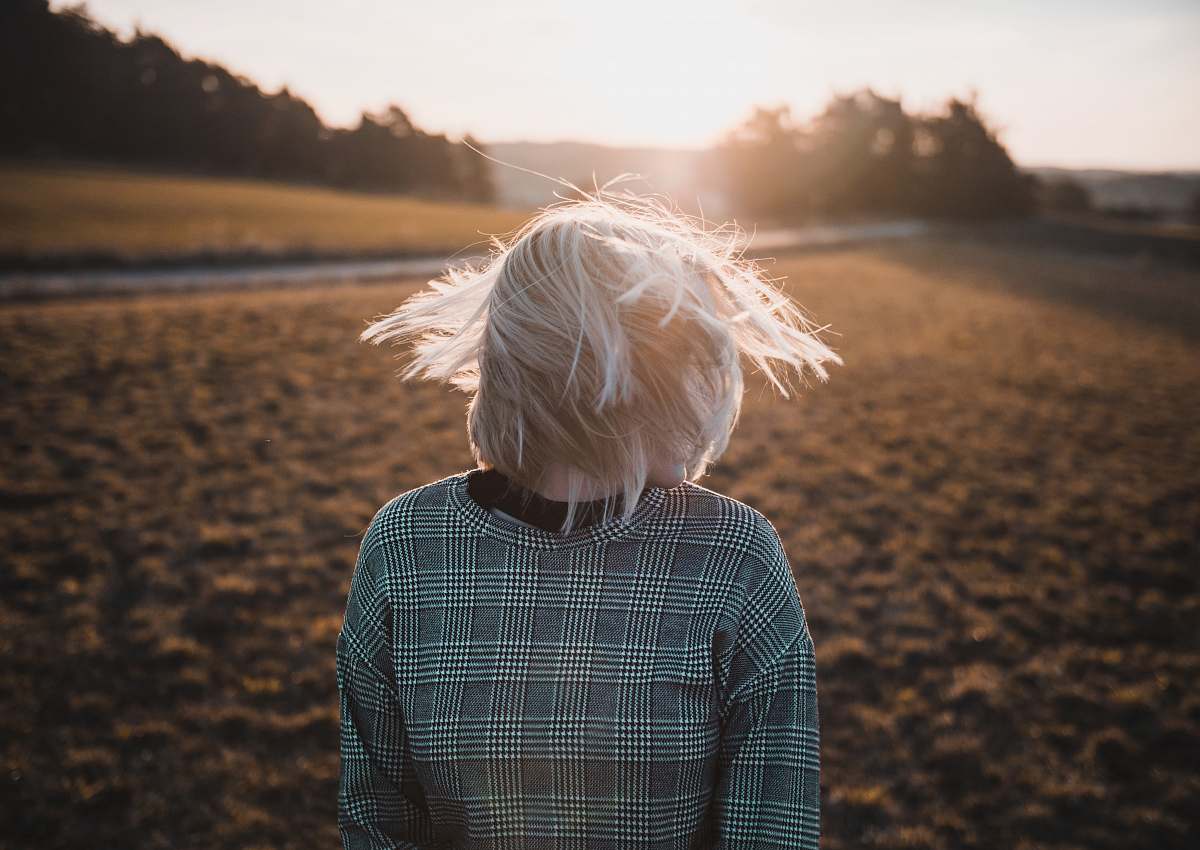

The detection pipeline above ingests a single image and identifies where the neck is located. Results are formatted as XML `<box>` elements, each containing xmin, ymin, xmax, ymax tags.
<box><xmin>535</xmin><ymin>463</ymin><xmax>618</xmax><ymax>502</ymax></box>
<box><xmin>499</xmin><ymin>460</ymin><xmax>687</xmax><ymax>501</ymax></box>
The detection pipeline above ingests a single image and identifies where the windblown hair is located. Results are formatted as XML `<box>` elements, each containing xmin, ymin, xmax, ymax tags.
<box><xmin>361</xmin><ymin>184</ymin><xmax>844</xmax><ymax>533</ymax></box>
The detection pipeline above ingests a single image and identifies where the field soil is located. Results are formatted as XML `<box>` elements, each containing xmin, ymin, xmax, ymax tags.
<box><xmin>1</xmin><ymin>236</ymin><xmax>1197</xmax><ymax>849</ymax></box>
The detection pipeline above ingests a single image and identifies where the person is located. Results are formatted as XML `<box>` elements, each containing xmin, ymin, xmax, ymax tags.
<box><xmin>336</xmin><ymin>185</ymin><xmax>842</xmax><ymax>849</ymax></box>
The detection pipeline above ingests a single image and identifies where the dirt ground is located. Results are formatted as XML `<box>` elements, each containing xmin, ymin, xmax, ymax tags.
<box><xmin>1</xmin><ymin>236</ymin><xmax>1197</xmax><ymax>849</ymax></box>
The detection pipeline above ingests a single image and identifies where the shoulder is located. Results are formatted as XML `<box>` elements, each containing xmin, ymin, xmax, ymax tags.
<box><xmin>666</xmin><ymin>479</ymin><xmax>798</xmax><ymax>608</ymax></box>
<box><xmin>671</xmin><ymin>478</ymin><xmax>766</xmax><ymax>539</ymax></box>
<box><xmin>675</xmin><ymin>480</ymin><xmax>801</xmax><ymax>613</ymax></box>
<box><xmin>672</xmin><ymin>479</ymin><xmax>785</xmax><ymax>564</ymax></box>
<box><xmin>360</xmin><ymin>470</ymin><xmax>464</xmax><ymax>550</ymax></box>
<box><xmin>693</xmin><ymin>487</ymin><xmax>812</xmax><ymax>709</ymax></box>
<box><xmin>341</xmin><ymin>477</ymin><xmax>462</xmax><ymax>672</ymax></box>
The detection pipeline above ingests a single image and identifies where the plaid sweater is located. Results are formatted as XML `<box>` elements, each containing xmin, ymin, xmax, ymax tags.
<box><xmin>336</xmin><ymin>469</ymin><xmax>820</xmax><ymax>849</ymax></box>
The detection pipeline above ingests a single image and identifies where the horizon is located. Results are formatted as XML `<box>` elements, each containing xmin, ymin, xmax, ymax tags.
<box><xmin>51</xmin><ymin>0</ymin><xmax>1200</xmax><ymax>173</ymax></box>
<box><xmin>479</xmin><ymin>139</ymin><xmax>1200</xmax><ymax>177</ymax></box>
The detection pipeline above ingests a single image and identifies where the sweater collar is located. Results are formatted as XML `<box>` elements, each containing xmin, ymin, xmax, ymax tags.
<box><xmin>465</xmin><ymin>467</ymin><xmax>633</xmax><ymax>534</ymax></box>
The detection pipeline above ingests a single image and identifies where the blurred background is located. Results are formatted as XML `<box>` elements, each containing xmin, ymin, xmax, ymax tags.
<box><xmin>1</xmin><ymin>1</ymin><xmax>1197</xmax><ymax>848</ymax></box>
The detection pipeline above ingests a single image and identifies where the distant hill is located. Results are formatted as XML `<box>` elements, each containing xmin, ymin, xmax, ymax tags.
<box><xmin>1024</xmin><ymin>166</ymin><xmax>1200</xmax><ymax>216</ymax></box>
<box><xmin>483</xmin><ymin>141</ymin><xmax>727</xmax><ymax>217</ymax></box>
<box><xmin>482</xmin><ymin>141</ymin><xmax>1200</xmax><ymax>221</ymax></box>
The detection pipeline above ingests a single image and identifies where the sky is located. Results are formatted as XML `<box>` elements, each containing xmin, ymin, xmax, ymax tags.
<box><xmin>56</xmin><ymin>0</ymin><xmax>1200</xmax><ymax>171</ymax></box>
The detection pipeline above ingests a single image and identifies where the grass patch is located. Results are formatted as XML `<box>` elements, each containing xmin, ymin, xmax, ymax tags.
<box><xmin>0</xmin><ymin>161</ymin><xmax>531</xmax><ymax>263</ymax></box>
<box><xmin>1</xmin><ymin>238</ymin><xmax>1197</xmax><ymax>848</ymax></box>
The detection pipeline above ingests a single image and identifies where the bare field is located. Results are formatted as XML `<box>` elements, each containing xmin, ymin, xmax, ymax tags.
<box><xmin>0</xmin><ymin>162</ymin><xmax>530</xmax><ymax>264</ymax></box>
<box><xmin>1</xmin><ymin>238</ymin><xmax>1197</xmax><ymax>849</ymax></box>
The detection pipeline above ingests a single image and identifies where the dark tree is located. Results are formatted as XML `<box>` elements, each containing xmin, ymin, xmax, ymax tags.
<box><xmin>711</xmin><ymin>105</ymin><xmax>807</xmax><ymax>220</ymax></box>
<box><xmin>712</xmin><ymin>89</ymin><xmax>1033</xmax><ymax>221</ymax></box>
<box><xmin>803</xmin><ymin>89</ymin><xmax>916</xmax><ymax>215</ymax></box>
<box><xmin>0</xmin><ymin>0</ymin><xmax>495</xmax><ymax>202</ymax></box>
<box><xmin>912</xmin><ymin>96</ymin><xmax>1033</xmax><ymax>218</ymax></box>
<box><xmin>1036</xmin><ymin>177</ymin><xmax>1093</xmax><ymax>213</ymax></box>
<box><xmin>458</xmin><ymin>135</ymin><xmax>496</xmax><ymax>204</ymax></box>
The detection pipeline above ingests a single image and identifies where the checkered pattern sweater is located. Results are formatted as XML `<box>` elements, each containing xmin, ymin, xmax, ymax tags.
<box><xmin>336</xmin><ymin>469</ymin><xmax>820</xmax><ymax>849</ymax></box>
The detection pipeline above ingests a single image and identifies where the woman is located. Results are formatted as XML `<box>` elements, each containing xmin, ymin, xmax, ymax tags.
<box><xmin>336</xmin><ymin>187</ymin><xmax>842</xmax><ymax>848</ymax></box>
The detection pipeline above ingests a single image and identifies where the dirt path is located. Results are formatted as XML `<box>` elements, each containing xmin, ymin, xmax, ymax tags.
<box><xmin>0</xmin><ymin>220</ymin><xmax>932</xmax><ymax>300</ymax></box>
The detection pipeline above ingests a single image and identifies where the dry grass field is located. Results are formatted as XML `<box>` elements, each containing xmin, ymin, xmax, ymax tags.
<box><xmin>1</xmin><ymin>236</ymin><xmax>1197</xmax><ymax>849</ymax></box>
<box><xmin>0</xmin><ymin>162</ymin><xmax>530</xmax><ymax>264</ymax></box>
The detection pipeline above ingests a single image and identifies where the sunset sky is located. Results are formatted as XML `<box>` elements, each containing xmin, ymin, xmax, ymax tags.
<box><xmin>57</xmin><ymin>0</ymin><xmax>1200</xmax><ymax>171</ymax></box>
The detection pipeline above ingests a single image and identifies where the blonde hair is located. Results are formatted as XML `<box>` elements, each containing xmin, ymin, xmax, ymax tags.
<box><xmin>361</xmin><ymin>184</ymin><xmax>844</xmax><ymax>533</ymax></box>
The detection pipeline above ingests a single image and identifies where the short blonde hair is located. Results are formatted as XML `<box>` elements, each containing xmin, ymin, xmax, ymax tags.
<box><xmin>361</xmin><ymin>188</ymin><xmax>843</xmax><ymax>532</ymax></box>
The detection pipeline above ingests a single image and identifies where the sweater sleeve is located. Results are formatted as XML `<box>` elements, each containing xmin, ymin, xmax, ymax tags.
<box><xmin>711</xmin><ymin>513</ymin><xmax>821</xmax><ymax>849</ymax></box>
<box><xmin>336</xmin><ymin>517</ymin><xmax>436</xmax><ymax>849</ymax></box>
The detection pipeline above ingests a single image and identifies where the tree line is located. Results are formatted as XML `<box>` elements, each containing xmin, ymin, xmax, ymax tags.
<box><xmin>707</xmin><ymin>90</ymin><xmax>1035</xmax><ymax>220</ymax></box>
<box><xmin>5</xmin><ymin>2</ymin><xmax>1071</xmax><ymax>221</ymax></box>
<box><xmin>0</xmin><ymin>0</ymin><xmax>495</xmax><ymax>202</ymax></box>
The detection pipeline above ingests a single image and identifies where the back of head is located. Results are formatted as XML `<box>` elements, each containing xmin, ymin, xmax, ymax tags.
<box><xmin>361</xmin><ymin>188</ymin><xmax>843</xmax><ymax>532</ymax></box>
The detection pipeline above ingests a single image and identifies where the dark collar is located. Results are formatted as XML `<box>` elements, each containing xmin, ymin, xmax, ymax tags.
<box><xmin>466</xmin><ymin>467</ymin><xmax>632</xmax><ymax>533</ymax></box>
